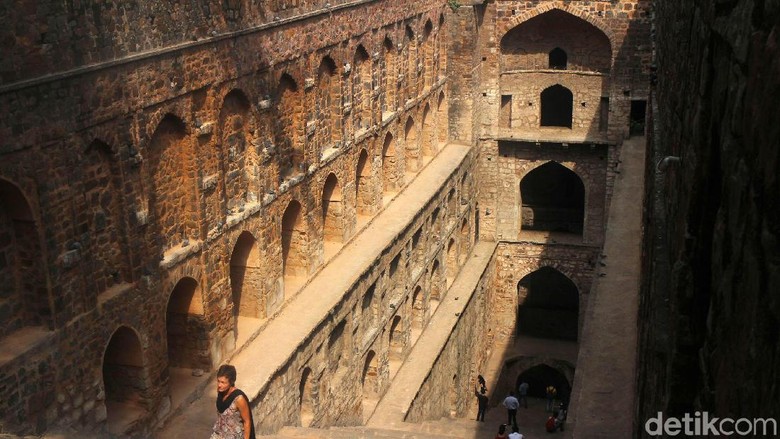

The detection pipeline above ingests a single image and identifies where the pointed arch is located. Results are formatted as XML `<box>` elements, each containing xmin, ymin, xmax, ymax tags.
<box><xmin>282</xmin><ymin>200</ymin><xmax>307</xmax><ymax>283</ymax></box>
<box><xmin>277</xmin><ymin>74</ymin><xmax>304</xmax><ymax>179</ymax></box>
<box><xmin>421</xmin><ymin>103</ymin><xmax>435</xmax><ymax>157</ymax></box>
<box><xmin>520</xmin><ymin>161</ymin><xmax>585</xmax><ymax>235</ymax></box>
<box><xmin>356</xmin><ymin>148</ymin><xmax>372</xmax><ymax>216</ymax></box>
<box><xmin>147</xmin><ymin>114</ymin><xmax>195</xmax><ymax>249</ymax></box>
<box><xmin>102</xmin><ymin>326</ymin><xmax>148</xmax><ymax>435</ymax></box>
<box><xmin>540</xmin><ymin>84</ymin><xmax>573</xmax><ymax>128</ymax></box>
<box><xmin>381</xmin><ymin>132</ymin><xmax>399</xmax><ymax>193</ymax></box>
<box><xmin>353</xmin><ymin>45</ymin><xmax>372</xmax><ymax>132</ymax></box>
<box><xmin>322</xmin><ymin>173</ymin><xmax>344</xmax><ymax>243</ymax></box>
<box><xmin>0</xmin><ymin>179</ymin><xmax>50</xmax><ymax>337</ymax></box>
<box><xmin>230</xmin><ymin>231</ymin><xmax>264</xmax><ymax>318</ymax></box>
<box><xmin>317</xmin><ymin>56</ymin><xmax>341</xmax><ymax>154</ymax></box>
<box><xmin>517</xmin><ymin>266</ymin><xmax>580</xmax><ymax>340</ymax></box>
<box><xmin>82</xmin><ymin>139</ymin><xmax>127</xmax><ymax>295</ymax></box>
<box><xmin>500</xmin><ymin>8</ymin><xmax>612</xmax><ymax>73</ymax></box>
<box><xmin>404</xmin><ymin>116</ymin><xmax>419</xmax><ymax>172</ymax></box>
<box><xmin>219</xmin><ymin>89</ymin><xmax>254</xmax><ymax>212</ymax></box>
<box><xmin>300</xmin><ymin>367</ymin><xmax>314</xmax><ymax>427</ymax></box>
<box><xmin>382</xmin><ymin>37</ymin><xmax>396</xmax><ymax>115</ymax></box>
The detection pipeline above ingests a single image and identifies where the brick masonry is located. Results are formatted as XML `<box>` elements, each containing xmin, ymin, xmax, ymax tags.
<box><xmin>0</xmin><ymin>0</ymin><xmax>652</xmax><ymax>436</ymax></box>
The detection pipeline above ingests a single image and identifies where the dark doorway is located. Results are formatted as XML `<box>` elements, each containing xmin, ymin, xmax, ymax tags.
<box><xmin>548</xmin><ymin>48</ymin><xmax>567</xmax><ymax>70</ymax></box>
<box><xmin>520</xmin><ymin>162</ymin><xmax>584</xmax><ymax>234</ymax></box>
<box><xmin>629</xmin><ymin>100</ymin><xmax>647</xmax><ymax>136</ymax></box>
<box><xmin>516</xmin><ymin>364</ymin><xmax>571</xmax><ymax>403</ymax></box>
<box><xmin>517</xmin><ymin>267</ymin><xmax>579</xmax><ymax>340</ymax></box>
<box><xmin>540</xmin><ymin>85</ymin><xmax>573</xmax><ymax>128</ymax></box>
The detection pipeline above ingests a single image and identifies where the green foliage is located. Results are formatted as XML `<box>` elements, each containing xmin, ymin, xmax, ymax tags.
<box><xmin>447</xmin><ymin>0</ymin><xmax>461</xmax><ymax>12</ymax></box>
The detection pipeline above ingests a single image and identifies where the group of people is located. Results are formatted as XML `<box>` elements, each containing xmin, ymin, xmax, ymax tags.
<box><xmin>476</xmin><ymin>375</ymin><xmax>568</xmax><ymax>437</ymax></box>
<box><xmin>210</xmin><ymin>366</ymin><xmax>568</xmax><ymax>439</ymax></box>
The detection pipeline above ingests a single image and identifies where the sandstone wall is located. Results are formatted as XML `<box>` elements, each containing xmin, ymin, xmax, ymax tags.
<box><xmin>637</xmin><ymin>0</ymin><xmax>780</xmax><ymax>432</ymax></box>
<box><xmin>404</xmin><ymin>250</ymin><xmax>495</xmax><ymax>422</ymax></box>
<box><xmin>474</xmin><ymin>0</ymin><xmax>652</xmax><ymax>243</ymax></box>
<box><xmin>0</xmin><ymin>0</ymin><xmax>457</xmax><ymax>434</ymax></box>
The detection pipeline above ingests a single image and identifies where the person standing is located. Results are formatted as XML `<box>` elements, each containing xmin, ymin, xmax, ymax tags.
<box><xmin>545</xmin><ymin>385</ymin><xmax>557</xmax><ymax>412</ymax></box>
<box><xmin>502</xmin><ymin>391</ymin><xmax>520</xmax><ymax>429</ymax></box>
<box><xmin>211</xmin><ymin>364</ymin><xmax>256</xmax><ymax>439</ymax></box>
<box><xmin>517</xmin><ymin>381</ymin><xmax>529</xmax><ymax>409</ymax></box>
<box><xmin>474</xmin><ymin>385</ymin><xmax>488</xmax><ymax>421</ymax></box>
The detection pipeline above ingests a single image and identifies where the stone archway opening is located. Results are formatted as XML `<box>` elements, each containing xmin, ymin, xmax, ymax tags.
<box><xmin>549</xmin><ymin>47</ymin><xmax>567</xmax><ymax>69</ymax></box>
<box><xmin>356</xmin><ymin>149</ymin><xmax>372</xmax><ymax>220</ymax></box>
<box><xmin>515</xmin><ymin>364</ymin><xmax>571</xmax><ymax>406</ymax></box>
<box><xmin>382</xmin><ymin>133</ymin><xmax>399</xmax><ymax>198</ymax></box>
<box><xmin>411</xmin><ymin>285</ymin><xmax>424</xmax><ymax>343</ymax></box>
<box><xmin>430</xmin><ymin>260</ymin><xmax>442</xmax><ymax>315</ymax></box>
<box><xmin>0</xmin><ymin>179</ymin><xmax>50</xmax><ymax>339</ymax></box>
<box><xmin>361</xmin><ymin>350</ymin><xmax>379</xmax><ymax>422</ymax></box>
<box><xmin>388</xmin><ymin>315</ymin><xmax>404</xmax><ymax>379</ymax></box>
<box><xmin>300</xmin><ymin>367</ymin><xmax>314</xmax><ymax>427</ymax></box>
<box><xmin>436</xmin><ymin>92</ymin><xmax>448</xmax><ymax>147</ymax></box>
<box><xmin>322</xmin><ymin>173</ymin><xmax>344</xmax><ymax>260</ymax></box>
<box><xmin>540</xmin><ymin>84</ymin><xmax>573</xmax><ymax>128</ymax></box>
<box><xmin>517</xmin><ymin>267</ymin><xmax>579</xmax><ymax>341</ymax></box>
<box><xmin>229</xmin><ymin>231</ymin><xmax>265</xmax><ymax>350</ymax></box>
<box><xmin>446</xmin><ymin>238</ymin><xmax>456</xmax><ymax>287</ymax></box>
<box><xmin>421</xmin><ymin>104</ymin><xmax>435</xmax><ymax>160</ymax></box>
<box><xmin>102</xmin><ymin>326</ymin><xmax>148</xmax><ymax>436</ymax></box>
<box><xmin>404</xmin><ymin>116</ymin><xmax>419</xmax><ymax>173</ymax></box>
<box><xmin>277</xmin><ymin>74</ymin><xmax>303</xmax><ymax>180</ymax></box>
<box><xmin>165</xmin><ymin>277</ymin><xmax>210</xmax><ymax>408</ymax></box>
<box><xmin>317</xmin><ymin>56</ymin><xmax>341</xmax><ymax>155</ymax></box>
<box><xmin>282</xmin><ymin>200</ymin><xmax>307</xmax><ymax>295</ymax></box>
<box><xmin>520</xmin><ymin>162</ymin><xmax>584</xmax><ymax>236</ymax></box>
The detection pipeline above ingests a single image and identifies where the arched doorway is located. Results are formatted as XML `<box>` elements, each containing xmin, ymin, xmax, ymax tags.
<box><xmin>277</xmin><ymin>74</ymin><xmax>303</xmax><ymax>179</ymax></box>
<box><xmin>316</xmin><ymin>56</ymin><xmax>341</xmax><ymax>154</ymax></box>
<box><xmin>540</xmin><ymin>84</ymin><xmax>573</xmax><ymax>128</ymax></box>
<box><xmin>0</xmin><ymin>179</ymin><xmax>50</xmax><ymax>338</ymax></box>
<box><xmin>381</xmin><ymin>133</ymin><xmax>399</xmax><ymax>196</ymax></box>
<box><xmin>430</xmin><ymin>260</ymin><xmax>442</xmax><ymax>315</ymax></box>
<box><xmin>404</xmin><ymin>116</ymin><xmax>419</xmax><ymax>173</ymax></box>
<box><xmin>103</xmin><ymin>326</ymin><xmax>148</xmax><ymax>436</ymax></box>
<box><xmin>388</xmin><ymin>315</ymin><xmax>404</xmax><ymax>378</ymax></box>
<box><xmin>361</xmin><ymin>350</ymin><xmax>379</xmax><ymax>422</ymax></box>
<box><xmin>230</xmin><ymin>231</ymin><xmax>263</xmax><ymax>319</ymax></box>
<box><xmin>282</xmin><ymin>200</ymin><xmax>307</xmax><ymax>294</ymax></box>
<box><xmin>300</xmin><ymin>367</ymin><xmax>314</xmax><ymax>427</ymax></box>
<box><xmin>322</xmin><ymin>173</ymin><xmax>344</xmax><ymax>260</ymax></box>
<box><xmin>517</xmin><ymin>267</ymin><xmax>579</xmax><ymax>340</ymax></box>
<box><xmin>411</xmin><ymin>285</ymin><xmax>424</xmax><ymax>343</ymax></box>
<box><xmin>166</xmin><ymin>277</ymin><xmax>209</xmax><ymax>407</ymax></box>
<box><xmin>548</xmin><ymin>47</ymin><xmax>567</xmax><ymax>69</ymax></box>
<box><xmin>520</xmin><ymin>162</ymin><xmax>585</xmax><ymax>235</ymax></box>
<box><xmin>446</xmin><ymin>238</ymin><xmax>456</xmax><ymax>287</ymax></box>
<box><xmin>516</xmin><ymin>364</ymin><xmax>571</xmax><ymax>406</ymax></box>
<box><xmin>356</xmin><ymin>149</ymin><xmax>372</xmax><ymax>218</ymax></box>
<box><xmin>421</xmin><ymin>104</ymin><xmax>435</xmax><ymax>158</ymax></box>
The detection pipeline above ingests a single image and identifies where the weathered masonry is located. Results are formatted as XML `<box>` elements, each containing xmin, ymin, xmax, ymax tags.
<box><xmin>0</xmin><ymin>0</ymin><xmax>652</xmax><ymax>437</ymax></box>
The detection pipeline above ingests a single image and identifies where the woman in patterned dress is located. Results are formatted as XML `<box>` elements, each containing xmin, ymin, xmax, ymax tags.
<box><xmin>211</xmin><ymin>364</ymin><xmax>256</xmax><ymax>439</ymax></box>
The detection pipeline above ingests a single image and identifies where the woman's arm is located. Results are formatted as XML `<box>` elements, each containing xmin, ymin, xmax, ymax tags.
<box><xmin>236</xmin><ymin>395</ymin><xmax>252</xmax><ymax>439</ymax></box>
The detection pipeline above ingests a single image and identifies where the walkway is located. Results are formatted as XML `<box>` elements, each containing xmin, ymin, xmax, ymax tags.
<box><xmin>155</xmin><ymin>142</ymin><xmax>472</xmax><ymax>438</ymax></box>
<box><xmin>366</xmin><ymin>240</ymin><xmax>497</xmax><ymax>428</ymax></box>
<box><xmin>569</xmin><ymin>136</ymin><xmax>646</xmax><ymax>438</ymax></box>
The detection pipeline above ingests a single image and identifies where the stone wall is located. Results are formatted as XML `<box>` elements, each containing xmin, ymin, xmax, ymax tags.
<box><xmin>490</xmin><ymin>242</ymin><xmax>598</xmax><ymax>343</ymax></box>
<box><xmin>250</xmin><ymin>151</ymin><xmax>479</xmax><ymax>433</ymax></box>
<box><xmin>404</xmin><ymin>250</ymin><xmax>494</xmax><ymax>422</ymax></box>
<box><xmin>474</xmin><ymin>0</ymin><xmax>652</xmax><ymax>243</ymax></box>
<box><xmin>0</xmin><ymin>0</ymin><xmax>455</xmax><ymax>434</ymax></box>
<box><xmin>493</xmin><ymin>141</ymin><xmax>609</xmax><ymax>245</ymax></box>
<box><xmin>637</xmin><ymin>0</ymin><xmax>780</xmax><ymax>432</ymax></box>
